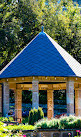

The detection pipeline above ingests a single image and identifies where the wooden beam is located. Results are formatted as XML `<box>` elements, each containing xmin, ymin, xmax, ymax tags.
<box><xmin>16</xmin><ymin>83</ymin><xmax>66</xmax><ymax>90</ymax></box>
<box><xmin>1</xmin><ymin>76</ymin><xmax>81</xmax><ymax>84</ymax></box>
<box><xmin>0</xmin><ymin>76</ymin><xmax>68</xmax><ymax>83</ymax></box>
<box><xmin>9</xmin><ymin>83</ymin><xmax>16</xmax><ymax>90</ymax></box>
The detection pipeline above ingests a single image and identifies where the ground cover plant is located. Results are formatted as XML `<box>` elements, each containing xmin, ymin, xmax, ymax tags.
<box><xmin>0</xmin><ymin>117</ymin><xmax>14</xmax><ymax>122</ymax></box>
<box><xmin>0</xmin><ymin>122</ymin><xmax>34</xmax><ymax>137</ymax></box>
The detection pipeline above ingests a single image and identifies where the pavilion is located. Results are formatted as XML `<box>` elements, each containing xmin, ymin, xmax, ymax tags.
<box><xmin>0</xmin><ymin>28</ymin><xmax>81</xmax><ymax>122</ymax></box>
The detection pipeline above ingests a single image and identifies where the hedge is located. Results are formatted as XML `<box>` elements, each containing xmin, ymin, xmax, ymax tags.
<box><xmin>35</xmin><ymin>115</ymin><xmax>81</xmax><ymax>129</ymax></box>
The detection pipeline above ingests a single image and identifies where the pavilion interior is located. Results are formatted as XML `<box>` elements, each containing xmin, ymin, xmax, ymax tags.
<box><xmin>0</xmin><ymin>76</ymin><xmax>81</xmax><ymax>122</ymax></box>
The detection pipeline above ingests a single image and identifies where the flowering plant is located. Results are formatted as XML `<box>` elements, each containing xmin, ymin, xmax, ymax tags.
<box><xmin>68</xmin><ymin>133</ymin><xmax>71</xmax><ymax>137</ymax></box>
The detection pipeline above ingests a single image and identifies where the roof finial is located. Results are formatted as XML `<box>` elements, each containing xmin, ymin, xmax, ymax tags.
<box><xmin>41</xmin><ymin>25</ymin><xmax>44</xmax><ymax>32</ymax></box>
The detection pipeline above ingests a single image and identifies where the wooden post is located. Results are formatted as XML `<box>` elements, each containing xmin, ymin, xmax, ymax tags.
<box><xmin>15</xmin><ymin>89</ymin><xmax>22</xmax><ymax>123</ymax></box>
<box><xmin>75</xmin><ymin>88</ymin><xmax>81</xmax><ymax>116</ymax></box>
<box><xmin>3</xmin><ymin>82</ymin><xmax>9</xmax><ymax>116</ymax></box>
<box><xmin>66</xmin><ymin>79</ymin><xmax>74</xmax><ymax>115</ymax></box>
<box><xmin>47</xmin><ymin>84</ymin><xmax>54</xmax><ymax>119</ymax></box>
<box><xmin>32</xmin><ymin>80</ymin><xmax>39</xmax><ymax>109</ymax></box>
<box><xmin>0</xmin><ymin>84</ymin><xmax>2</xmax><ymax>114</ymax></box>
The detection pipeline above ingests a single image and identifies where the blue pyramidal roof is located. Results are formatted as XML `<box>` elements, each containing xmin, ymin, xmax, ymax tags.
<box><xmin>0</xmin><ymin>31</ymin><xmax>81</xmax><ymax>78</ymax></box>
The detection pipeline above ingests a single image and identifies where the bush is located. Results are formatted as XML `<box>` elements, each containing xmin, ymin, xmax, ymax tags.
<box><xmin>38</xmin><ymin>107</ymin><xmax>44</xmax><ymax>120</ymax></box>
<box><xmin>22</xmin><ymin>117</ymin><xmax>28</xmax><ymax>124</ymax></box>
<box><xmin>0</xmin><ymin>117</ymin><xmax>14</xmax><ymax>122</ymax></box>
<box><xmin>49</xmin><ymin>119</ymin><xmax>59</xmax><ymax>129</ymax></box>
<box><xmin>0</xmin><ymin>121</ymin><xmax>4</xmax><ymax>126</ymax></box>
<box><xmin>59</xmin><ymin>116</ymin><xmax>69</xmax><ymax>129</ymax></box>
<box><xmin>59</xmin><ymin>116</ymin><xmax>77</xmax><ymax>129</ymax></box>
<box><xmin>6</xmin><ymin>124</ymin><xmax>34</xmax><ymax>131</ymax></box>
<box><xmin>35</xmin><ymin>115</ymin><xmax>81</xmax><ymax>129</ymax></box>
<box><xmin>73</xmin><ymin>119</ymin><xmax>81</xmax><ymax>129</ymax></box>
<box><xmin>35</xmin><ymin>118</ymin><xmax>59</xmax><ymax>129</ymax></box>
<box><xmin>28</xmin><ymin>107</ymin><xmax>44</xmax><ymax>125</ymax></box>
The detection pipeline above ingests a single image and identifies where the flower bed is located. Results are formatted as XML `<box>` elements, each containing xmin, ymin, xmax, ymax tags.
<box><xmin>34</xmin><ymin>115</ymin><xmax>81</xmax><ymax>129</ymax></box>
<box><xmin>0</xmin><ymin>116</ymin><xmax>81</xmax><ymax>137</ymax></box>
<box><xmin>0</xmin><ymin>121</ymin><xmax>34</xmax><ymax>137</ymax></box>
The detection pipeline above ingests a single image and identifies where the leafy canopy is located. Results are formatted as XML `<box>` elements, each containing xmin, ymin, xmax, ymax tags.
<box><xmin>0</xmin><ymin>0</ymin><xmax>81</xmax><ymax>70</ymax></box>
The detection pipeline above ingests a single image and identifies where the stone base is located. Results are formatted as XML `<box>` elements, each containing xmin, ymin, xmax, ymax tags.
<box><xmin>22</xmin><ymin>130</ymin><xmax>77</xmax><ymax>137</ymax></box>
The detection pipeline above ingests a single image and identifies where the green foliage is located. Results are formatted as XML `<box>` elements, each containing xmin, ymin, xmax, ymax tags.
<box><xmin>6</xmin><ymin>124</ymin><xmax>34</xmax><ymax>131</ymax></box>
<box><xmin>22</xmin><ymin>90</ymin><xmax>32</xmax><ymax>103</ymax></box>
<box><xmin>35</xmin><ymin>115</ymin><xmax>81</xmax><ymax>129</ymax></box>
<box><xmin>0</xmin><ymin>0</ymin><xmax>81</xmax><ymax>70</ymax></box>
<box><xmin>35</xmin><ymin>118</ymin><xmax>59</xmax><ymax>129</ymax></box>
<box><xmin>0</xmin><ymin>132</ymin><xmax>23</xmax><ymax>137</ymax></box>
<box><xmin>59</xmin><ymin>116</ymin><xmax>70</xmax><ymax>129</ymax></box>
<box><xmin>38</xmin><ymin>107</ymin><xmax>44</xmax><ymax>120</ymax></box>
<box><xmin>0</xmin><ymin>122</ymin><xmax>34</xmax><ymax>136</ymax></box>
<box><xmin>8</xmin><ymin>117</ymin><xmax>14</xmax><ymax>122</ymax></box>
<box><xmin>39</xmin><ymin>90</ymin><xmax>47</xmax><ymax>104</ymax></box>
<box><xmin>73</xmin><ymin>119</ymin><xmax>81</xmax><ymax>129</ymax></box>
<box><xmin>0</xmin><ymin>117</ymin><xmax>14</xmax><ymax>122</ymax></box>
<box><xmin>0</xmin><ymin>121</ymin><xmax>4</xmax><ymax>125</ymax></box>
<box><xmin>22</xmin><ymin>117</ymin><xmax>28</xmax><ymax>124</ymax></box>
<box><xmin>0</xmin><ymin>0</ymin><xmax>38</xmax><ymax>70</ymax></box>
<box><xmin>28</xmin><ymin>107</ymin><xmax>44</xmax><ymax>125</ymax></box>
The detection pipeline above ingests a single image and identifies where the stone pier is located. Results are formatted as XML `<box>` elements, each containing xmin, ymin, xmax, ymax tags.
<box><xmin>66</xmin><ymin>80</ymin><xmax>74</xmax><ymax>115</ymax></box>
<box><xmin>3</xmin><ymin>82</ymin><xmax>9</xmax><ymax>116</ymax></box>
<box><xmin>32</xmin><ymin>80</ymin><xmax>39</xmax><ymax>109</ymax></box>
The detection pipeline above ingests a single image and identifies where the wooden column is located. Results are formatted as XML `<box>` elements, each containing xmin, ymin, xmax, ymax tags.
<box><xmin>66</xmin><ymin>79</ymin><xmax>74</xmax><ymax>115</ymax></box>
<box><xmin>15</xmin><ymin>89</ymin><xmax>22</xmax><ymax>122</ymax></box>
<box><xmin>47</xmin><ymin>84</ymin><xmax>54</xmax><ymax>119</ymax></box>
<box><xmin>3</xmin><ymin>82</ymin><xmax>9</xmax><ymax>116</ymax></box>
<box><xmin>32</xmin><ymin>80</ymin><xmax>39</xmax><ymax>109</ymax></box>
<box><xmin>75</xmin><ymin>88</ymin><xmax>81</xmax><ymax>116</ymax></box>
<box><xmin>0</xmin><ymin>84</ymin><xmax>2</xmax><ymax>114</ymax></box>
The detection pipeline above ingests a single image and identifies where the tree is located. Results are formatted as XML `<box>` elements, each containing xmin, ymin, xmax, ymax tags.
<box><xmin>0</xmin><ymin>0</ymin><xmax>39</xmax><ymax>70</ymax></box>
<box><xmin>0</xmin><ymin>0</ymin><xmax>81</xmax><ymax>70</ymax></box>
<box><xmin>31</xmin><ymin>0</ymin><xmax>81</xmax><ymax>62</ymax></box>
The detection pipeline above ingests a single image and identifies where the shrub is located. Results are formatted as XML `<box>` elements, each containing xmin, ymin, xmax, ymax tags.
<box><xmin>28</xmin><ymin>109</ymin><xmax>34</xmax><ymax>125</ymax></box>
<box><xmin>35</xmin><ymin>118</ymin><xmax>59</xmax><ymax>129</ymax></box>
<box><xmin>49</xmin><ymin>119</ymin><xmax>59</xmax><ymax>129</ymax></box>
<box><xmin>0</xmin><ymin>117</ymin><xmax>14</xmax><ymax>122</ymax></box>
<box><xmin>28</xmin><ymin>107</ymin><xmax>44</xmax><ymax>125</ymax></box>
<box><xmin>59</xmin><ymin>117</ymin><xmax>69</xmax><ymax>129</ymax></box>
<box><xmin>35</xmin><ymin>119</ymin><xmax>48</xmax><ymax>129</ymax></box>
<box><xmin>38</xmin><ymin>107</ymin><xmax>44</xmax><ymax>120</ymax></box>
<box><xmin>35</xmin><ymin>116</ymin><xmax>81</xmax><ymax>129</ymax></box>
<box><xmin>0</xmin><ymin>121</ymin><xmax>4</xmax><ymax>126</ymax></box>
<box><xmin>73</xmin><ymin>119</ymin><xmax>81</xmax><ymax>129</ymax></box>
<box><xmin>6</xmin><ymin>124</ymin><xmax>34</xmax><ymax>131</ymax></box>
<box><xmin>22</xmin><ymin>117</ymin><xmax>28</xmax><ymax>124</ymax></box>
<box><xmin>59</xmin><ymin>116</ymin><xmax>77</xmax><ymax>129</ymax></box>
<box><xmin>68</xmin><ymin>115</ymin><xmax>76</xmax><ymax>122</ymax></box>
<box><xmin>8</xmin><ymin>117</ymin><xmax>14</xmax><ymax>122</ymax></box>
